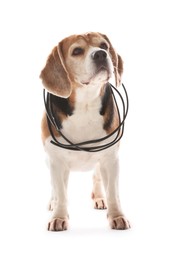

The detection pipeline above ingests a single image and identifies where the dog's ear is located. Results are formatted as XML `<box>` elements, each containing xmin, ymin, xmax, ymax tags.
<box><xmin>40</xmin><ymin>43</ymin><xmax>72</xmax><ymax>98</ymax></box>
<box><xmin>117</xmin><ymin>54</ymin><xmax>123</xmax><ymax>85</ymax></box>
<box><xmin>100</xmin><ymin>33</ymin><xmax>123</xmax><ymax>87</ymax></box>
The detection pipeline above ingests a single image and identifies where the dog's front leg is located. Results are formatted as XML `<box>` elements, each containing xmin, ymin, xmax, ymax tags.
<box><xmin>100</xmin><ymin>155</ymin><xmax>130</xmax><ymax>230</ymax></box>
<box><xmin>48</xmin><ymin>159</ymin><xmax>69</xmax><ymax>231</ymax></box>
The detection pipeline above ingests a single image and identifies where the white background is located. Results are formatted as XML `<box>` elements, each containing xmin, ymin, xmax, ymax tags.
<box><xmin>0</xmin><ymin>0</ymin><xmax>174</xmax><ymax>259</ymax></box>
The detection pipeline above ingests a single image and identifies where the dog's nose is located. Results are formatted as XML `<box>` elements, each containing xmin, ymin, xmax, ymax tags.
<box><xmin>93</xmin><ymin>50</ymin><xmax>107</xmax><ymax>62</ymax></box>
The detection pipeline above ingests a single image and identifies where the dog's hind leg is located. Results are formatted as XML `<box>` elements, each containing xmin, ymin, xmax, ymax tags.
<box><xmin>92</xmin><ymin>163</ymin><xmax>107</xmax><ymax>209</ymax></box>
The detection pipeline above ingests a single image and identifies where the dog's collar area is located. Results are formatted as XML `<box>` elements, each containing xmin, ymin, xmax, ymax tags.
<box><xmin>43</xmin><ymin>83</ymin><xmax>129</xmax><ymax>152</ymax></box>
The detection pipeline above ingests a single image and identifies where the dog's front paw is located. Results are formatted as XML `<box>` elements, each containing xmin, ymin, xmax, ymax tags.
<box><xmin>108</xmin><ymin>215</ymin><xmax>131</xmax><ymax>230</ymax></box>
<box><xmin>48</xmin><ymin>218</ymin><xmax>68</xmax><ymax>231</ymax></box>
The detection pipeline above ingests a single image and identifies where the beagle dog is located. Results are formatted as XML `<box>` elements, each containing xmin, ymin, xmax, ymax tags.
<box><xmin>40</xmin><ymin>32</ymin><xmax>130</xmax><ymax>231</ymax></box>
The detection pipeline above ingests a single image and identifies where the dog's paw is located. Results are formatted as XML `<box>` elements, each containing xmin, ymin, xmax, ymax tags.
<box><xmin>108</xmin><ymin>215</ymin><xmax>131</xmax><ymax>230</ymax></box>
<box><xmin>94</xmin><ymin>198</ymin><xmax>107</xmax><ymax>209</ymax></box>
<box><xmin>48</xmin><ymin>218</ymin><xmax>68</xmax><ymax>231</ymax></box>
<box><xmin>91</xmin><ymin>192</ymin><xmax>107</xmax><ymax>209</ymax></box>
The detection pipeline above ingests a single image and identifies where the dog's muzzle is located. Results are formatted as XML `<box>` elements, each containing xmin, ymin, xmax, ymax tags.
<box><xmin>91</xmin><ymin>50</ymin><xmax>108</xmax><ymax>66</ymax></box>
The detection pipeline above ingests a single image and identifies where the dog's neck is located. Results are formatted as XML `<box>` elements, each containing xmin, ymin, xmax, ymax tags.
<box><xmin>73</xmin><ymin>82</ymin><xmax>106</xmax><ymax>107</ymax></box>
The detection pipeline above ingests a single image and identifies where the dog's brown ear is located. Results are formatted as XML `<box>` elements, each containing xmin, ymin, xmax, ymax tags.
<box><xmin>40</xmin><ymin>43</ymin><xmax>72</xmax><ymax>98</ymax></box>
<box><xmin>117</xmin><ymin>54</ymin><xmax>123</xmax><ymax>85</ymax></box>
<box><xmin>100</xmin><ymin>33</ymin><xmax>123</xmax><ymax>87</ymax></box>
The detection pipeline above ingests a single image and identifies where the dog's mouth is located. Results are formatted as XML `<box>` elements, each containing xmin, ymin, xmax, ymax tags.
<box><xmin>81</xmin><ymin>66</ymin><xmax>111</xmax><ymax>85</ymax></box>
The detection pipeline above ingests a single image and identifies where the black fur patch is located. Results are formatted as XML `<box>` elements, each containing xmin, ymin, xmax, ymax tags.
<box><xmin>100</xmin><ymin>83</ymin><xmax>114</xmax><ymax>131</ymax></box>
<box><xmin>50</xmin><ymin>94</ymin><xmax>74</xmax><ymax>129</ymax></box>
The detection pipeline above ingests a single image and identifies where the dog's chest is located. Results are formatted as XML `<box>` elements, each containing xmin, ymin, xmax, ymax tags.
<box><xmin>45</xmin><ymin>97</ymin><xmax>109</xmax><ymax>171</ymax></box>
<box><xmin>61</xmin><ymin>98</ymin><xmax>106</xmax><ymax>144</ymax></box>
<box><xmin>44</xmin><ymin>88</ymin><xmax>117</xmax><ymax>171</ymax></box>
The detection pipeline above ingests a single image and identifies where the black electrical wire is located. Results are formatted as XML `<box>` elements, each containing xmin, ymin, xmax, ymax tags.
<box><xmin>43</xmin><ymin>83</ymin><xmax>129</xmax><ymax>152</ymax></box>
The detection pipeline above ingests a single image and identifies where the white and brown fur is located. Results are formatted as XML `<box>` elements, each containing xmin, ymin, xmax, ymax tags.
<box><xmin>40</xmin><ymin>32</ymin><xmax>130</xmax><ymax>231</ymax></box>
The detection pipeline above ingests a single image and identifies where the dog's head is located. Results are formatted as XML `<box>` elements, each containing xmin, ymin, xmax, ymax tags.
<box><xmin>40</xmin><ymin>32</ymin><xmax>123</xmax><ymax>98</ymax></box>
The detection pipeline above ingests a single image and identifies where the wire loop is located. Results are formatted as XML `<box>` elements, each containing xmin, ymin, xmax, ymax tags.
<box><xmin>43</xmin><ymin>83</ymin><xmax>129</xmax><ymax>152</ymax></box>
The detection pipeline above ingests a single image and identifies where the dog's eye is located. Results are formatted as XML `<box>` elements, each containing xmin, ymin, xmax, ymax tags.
<box><xmin>72</xmin><ymin>47</ymin><xmax>84</xmax><ymax>56</ymax></box>
<box><xmin>100</xmin><ymin>42</ymin><xmax>108</xmax><ymax>50</ymax></box>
